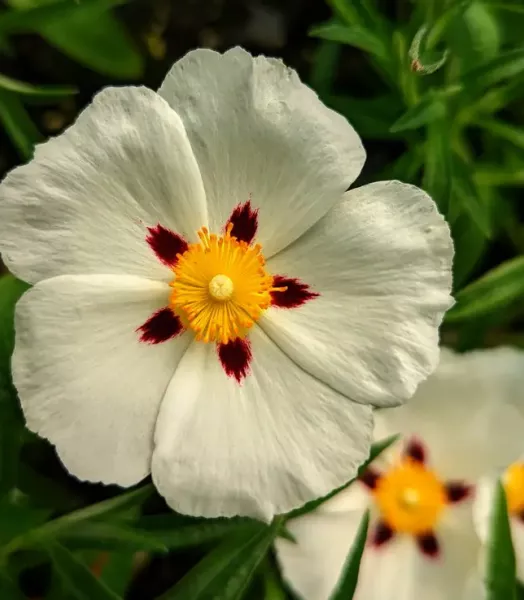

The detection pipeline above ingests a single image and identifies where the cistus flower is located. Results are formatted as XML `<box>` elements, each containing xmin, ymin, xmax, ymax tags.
<box><xmin>276</xmin><ymin>348</ymin><xmax>524</xmax><ymax>599</ymax></box>
<box><xmin>0</xmin><ymin>48</ymin><xmax>453</xmax><ymax>520</ymax></box>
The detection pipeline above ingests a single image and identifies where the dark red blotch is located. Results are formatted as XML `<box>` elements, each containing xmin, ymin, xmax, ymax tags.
<box><xmin>226</xmin><ymin>200</ymin><xmax>259</xmax><ymax>244</ymax></box>
<box><xmin>218</xmin><ymin>338</ymin><xmax>252</xmax><ymax>383</ymax></box>
<box><xmin>146</xmin><ymin>225</ymin><xmax>188</xmax><ymax>267</ymax></box>
<box><xmin>270</xmin><ymin>276</ymin><xmax>319</xmax><ymax>309</ymax></box>
<box><xmin>404</xmin><ymin>437</ymin><xmax>426</xmax><ymax>464</ymax></box>
<box><xmin>371</xmin><ymin>521</ymin><xmax>394</xmax><ymax>548</ymax></box>
<box><xmin>360</xmin><ymin>468</ymin><xmax>382</xmax><ymax>490</ymax></box>
<box><xmin>137</xmin><ymin>308</ymin><xmax>184</xmax><ymax>344</ymax></box>
<box><xmin>417</xmin><ymin>533</ymin><xmax>440</xmax><ymax>558</ymax></box>
<box><xmin>445</xmin><ymin>482</ymin><xmax>472</xmax><ymax>504</ymax></box>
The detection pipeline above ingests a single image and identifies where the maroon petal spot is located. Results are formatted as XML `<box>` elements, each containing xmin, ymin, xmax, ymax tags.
<box><xmin>404</xmin><ymin>437</ymin><xmax>426</xmax><ymax>464</ymax></box>
<box><xmin>137</xmin><ymin>307</ymin><xmax>184</xmax><ymax>344</ymax></box>
<box><xmin>445</xmin><ymin>482</ymin><xmax>473</xmax><ymax>504</ymax></box>
<box><xmin>370</xmin><ymin>521</ymin><xmax>394</xmax><ymax>548</ymax></box>
<box><xmin>517</xmin><ymin>511</ymin><xmax>524</xmax><ymax>524</ymax></box>
<box><xmin>416</xmin><ymin>532</ymin><xmax>440</xmax><ymax>558</ymax></box>
<box><xmin>271</xmin><ymin>275</ymin><xmax>319</xmax><ymax>309</ymax></box>
<box><xmin>359</xmin><ymin>468</ymin><xmax>382</xmax><ymax>490</ymax></box>
<box><xmin>146</xmin><ymin>224</ymin><xmax>188</xmax><ymax>267</ymax></box>
<box><xmin>217</xmin><ymin>338</ymin><xmax>252</xmax><ymax>383</ymax></box>
<box><xmin>226</xmin><ymin>200</ymin><xmax>259</xmax><ymax>244</ymax></box>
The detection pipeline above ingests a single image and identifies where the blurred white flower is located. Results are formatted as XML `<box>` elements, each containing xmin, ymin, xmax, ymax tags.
<box><xmin>0</xmin><ymin>47</ymin><xmax>452</xmax><ymax>520</ymax></box>
<box><xmin>276</xmin><ymin>347</ymin><xmax>524</xmax><ymax>600</ymax></box>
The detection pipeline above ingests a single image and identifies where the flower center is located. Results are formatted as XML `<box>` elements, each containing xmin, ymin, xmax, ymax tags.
<box><xmin>503</xmin><ymin>462</ymin><xmax>524</xmax><ymax>516</ymax></box>
<box><xmin>373</xmin><ymin>459</ymin><xmax>447</xmax><ymax>534</ymax></box>
<box><xmin>170</xmin><ymin>224</ymin><xmax>284</xmax><ymax>344</ymax></box>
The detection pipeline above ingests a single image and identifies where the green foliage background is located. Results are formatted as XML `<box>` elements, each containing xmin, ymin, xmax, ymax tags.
<box><xmin>1</xmin><ymin>0</ymin><xmax>524</xmax><ymax>597</ymax></box>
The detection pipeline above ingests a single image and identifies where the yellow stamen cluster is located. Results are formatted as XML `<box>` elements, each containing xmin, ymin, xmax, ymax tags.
<box><xmin>170</xmin><ymin>224</ymin><xmax>285</xmax><ymax>344</ymax></box>
<box><xmin>504</xmin><ymin>462</ymin><xmax>524</xmax><ymax>516</ymax></box>
<box><xmin>373</xmin><ymin>458</ymin><xmax>447</xmax><ymax>535</ymax></box>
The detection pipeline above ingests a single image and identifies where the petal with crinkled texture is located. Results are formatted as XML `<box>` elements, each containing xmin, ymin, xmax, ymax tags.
<box><xmin>374</xmin><ymin>347</ymin><xmax>524</xmax><ymax>479</ymax></box>
<box><xmin>13</xmin><ymin>275</ymin><xmax>192</xmax><ymax>486</ymax></box>
<box><xmin>261</xmin><ymin>181</ymin><xmax>453</xmax><ymax>408</ymax></box>
<box><xmin>158</xmin><ymin>47</ymin><xmax>365</xmax><ymax>257</ymax></box>
<box><xmin>152</xmin><ymin>326</ymin><xmax>373</xmax><ymax>520</ymax></box>
<box><xmin>0</xmin><ymin>86</ymin><xmax>207</xmax><ymax>284</ymax></box>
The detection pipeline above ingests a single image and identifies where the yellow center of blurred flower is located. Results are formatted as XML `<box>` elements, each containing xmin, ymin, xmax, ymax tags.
<box><xmin>170</xmin><ymin>224</ymin><xmax>284</xmax><ymax>344</ymax></box>
<box><xmin>373</xmin><ymin>459</ymin><xmax>447</xmax><ymax>534</ymax></box>
<box><xmin>503</xmin><ymin>462</ymin><xmax>524</xmax><ymax>516</ymax></box>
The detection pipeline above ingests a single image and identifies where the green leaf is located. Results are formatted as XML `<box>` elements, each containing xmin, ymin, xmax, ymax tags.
<box><xmin>423</xmin><ymin>118</ymin><xmax>452</xmax><ymax>215</ymax></box>
<box><xmin>0</xmin><ymin>90</ymin><xmax>42</xmax><ymax>158</ymax></box>
<box><xmin>485</xmin><ymin>481</ymin><xmax>517</xmax><ymax>600</ymax></box>
<box><xmin>461</xmin><ymin>48</ymin><xmax>524</xmax><ymax>90</ymax></box>
<box><xmin>135</xmin><ymin>515</ymin><xmax>263</xmax><ymax>550</ymax></box>
<box><xmin>446</xmin><ymin>257</ymin><xmax>524</xmax><ymax>322</ymax></box>
<box><xmin>160</xmin><ymin>518</ymin><xmax>283</xmax><ymax>600</ymax></box>
<box><xmin>0</xmin><ymin>275</ymin><xmax>30</xmax><ymax>375</ymax></box>
<box><xmin>0</xmin><ymin>570</ymin><xmax>25</xmax><ymax>599</ymax></box>
<box><xmin>310</xmin><ymin>22</ymin><xmax>387</xmax><ymax>59</ymax></box>
<box><xmin>98</xmin><ymin>552</ymin><xmax>135</xmax><ymax>597</ymax></box>
<box><xmin>474</xmin><ymin>165</ymin><xmax>524</xmax><ymax>187</ymax></box>
<box><xmin>46</xmin><ymin>542</ymin><xmax>121</xmax><ymax>600</ymax></box>
<box><xmin>327</xmin><ymin>94</ymin><xmax>402</xmax><ymax>139</ymax></box>
<box><xmin>309</xmin><ymin>40</ymin><xmax>340</xmax><ymax>98</ymax></box>
<box><xmin>59</xmin><ymin>522</ymin><xmax>168</xmax><ymax>553</ymax></box>
<box><xmin>390</xmin><ymin>95</ymin><xmax>446</xmax><ymax>133</ymax></box>
<box><xmin>0</xmin><ymin>73</ymin><xmax>75</xmax><ymax>98</ymax></box>
<box><xmin>288</xmin><ymin>435</ymin><xmax>399</xmax><ymax>519</ymax></box>
<box><xmin>488</xmin><ymin>2</ymin><xmax>524</xmax><ymax>16</ymax></box>
<box><xmin>0</xmin><ymin>497</ymin><xmax>50</xmax><ymax>546</ymax></box>
<box><xmin>482</xmin><ymin>118</ymin><xmax>524</xmax><ymax>150</ymax></box>
<box><xmin>329</xmin><ymin>511</ymin><xmax>369</xmax><ymax>600</ymax></box>
<box><xmin>6</xmin><ymin>0</ymin><xmax>143</xmax><ymax>79</ymax></box>
<box><xmin>0</xmin><ymin>0</ymin><xmax>124</xmax><ymax>34</ymax></box>
<box><xmin>451</xmin><ymin>214</ymin><xmax>488</xmax><ymax>290</ymax></box>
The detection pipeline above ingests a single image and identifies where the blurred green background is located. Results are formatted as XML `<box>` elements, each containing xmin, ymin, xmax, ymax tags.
<box><xmin>2</xmin><ymin>0</ymin><xmax>524</xmax><ymax>598</ymax></box>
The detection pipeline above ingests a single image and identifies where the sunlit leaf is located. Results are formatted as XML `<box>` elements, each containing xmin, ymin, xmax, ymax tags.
<box><xmin>0</xmin><ymin>90</ymin><xmax>42</xmax><ymax>159</ymax></box>
<box><xmin>46</xmin><ymin>542</ymin><xmax>121</xmax><ymax>600</ymax></box>
<box><xmin>310</xmin><ymin>22</ymin><xmax>387</xmax><ymax>59</ymax></box>
<box><xmin>461</xmin><ymin>48</ymin><xmax>524</xmax><ymax>90</ymax></box>
<box><xmin>329</xmin><ymin>511</ymin><xmax>369</xmax><ymax>600</ymax></box>
<box><xmin>6</xmin><ymin>0</ymin><xmax>143</xmax><ymax>79</ymax></box>
<box><xmin>485</xmin><ymin>481</ymin><xmax>517</xmax><ymax>600</ymax></box>
<box><xmin>0</xmin><ymin>0</ymin><xmax>124</xmax><ymax>33</ymax></box>
<box><xmin>446</xmin><ymin>257</ymin><xmax>524</xmax><ymax>322</ymax></box>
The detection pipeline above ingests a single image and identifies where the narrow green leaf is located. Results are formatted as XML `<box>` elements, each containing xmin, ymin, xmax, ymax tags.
<box><xmin>0</xmin><ymin>275</ymin><xmax>30</xmax><ymax>374</ymax></box>
<box><xmin>262</xmin><ymin>558</ymin><xmax>287</xmax><ymax>600</ymax></box>
<box><xmin>6</xmin><ymin>0</ymin><xmax>143</xmax><ymax>79</ymax></box>
<box><xmin>309</xmin><ymin>40</ymin><xmax>340</xmax><ymax>98</ymax></box>
<box><xmin>98</xmin><ymin>552</ymin><xmax>135</xmax><ymax>597</ymax></box>
<box><xmin>288</xmin><ymin>435</ymin><xmax>399</xmax><ymax>519</ymax></box>
<box><xmin>423</xmin><ymin>118</ymin><xmax>452</xmax><ymax>215</ymax></box>
<box><xmin>160</xmin><ymin>519</ymin><xmax>282</xmax><ymax>600</ymax></box>
<box><xmin>0</xmin><ymin>497</ymin><xmax>50</xmax><ymax>546</ymax></box>
<box><xmin>475</xmin><ymin>165</ymin><xmax>524</xmax><ymax>187</ymax></box>
<box><xmin>0</xmin><ymin>73</ymin><xmax>75</xmax><ymax>97</ymax></box>
<box><xmin>135</xmin><ymin>515</ymin><xmax>263</xmax><ymax>550</ymax></box>
<box><xmin>461</xmin><ymin>48</ymin><xmax>524</xmax><ymax>90</ymax></box>
<box><xmin>46</xmin><ymin>542</ymin><xmax>121</xmax><ymax>600</ymax></box>
<box><xmin>329</xmin><ymin>511</ymin><xmax>370</xmax><ymax>600</ymax></box>
<box><xmin>0</xmin><ymin>90</ymin><xmax>42</xmax><ymax>159</ymax></box>
<box><xmin>310</xmin><ymin>22</ymin><xmax>387</xmax><ymax>58</ymax></box>
<box><xmin>0</xmin><ymin>0</ymin><xmax>125</xmax><ymax>34</ymax></box>
<box><xmin>482</xmin><ymin>118</ymin><xmax>524</xmax><ymax>150</ymax></box>
<box><xmin>487</xmin><ymin>3</ymin><xmax>524</xmax><ymax>16</ymax></box>
<box><xmin>60</xmin><ymin>522</ymin><xmax>168</xmax><ymax>553</ymax></box>
<box><xmin>451</xmin><ymin>214</ymin><xmax>488</xmax><ymax>290</ymax></box>
<box><xmin>390</xmin><ymin>95</ymin><xmax>446</xmax><ymax>133</ymax></box>
<box><xmin>485</xmin><ymin>481</ymin><xmax>517</xmax><ymax>600</ymax></box>
<box><xmin>446</xmin><ymin>257</ymin><xmax>524</xmax><ymax>322</ymax></box>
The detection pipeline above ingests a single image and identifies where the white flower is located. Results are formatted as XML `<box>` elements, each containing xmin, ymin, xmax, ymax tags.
<box><xmin>276</xmin><ymin>347</ymin><xmax>524</xmax><ymax>599</ymax></box>
<box><xmin>0</xmin><ymin>47</ymin><xmax>453</xmax><ymax>520</ymax></box>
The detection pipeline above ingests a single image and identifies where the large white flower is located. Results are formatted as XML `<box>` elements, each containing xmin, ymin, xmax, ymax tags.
<box><xmin>0</xmin><ymin>47</ymin><xmax>453</xmax><ymax>520</ymax></box>
<box><xmin>276</xmin><ymin>347</ymin><xmax>524</xmax><ymax>599</ymax></box>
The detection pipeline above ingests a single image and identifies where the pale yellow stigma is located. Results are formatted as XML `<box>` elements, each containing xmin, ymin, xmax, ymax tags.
<box><xmin>169</xmin><ymin>224</ymin><xmax>285</xmax><ymax>344</ymax></box>
<box><xmin>208</xmin><ymin>274</ymin><xmax>234</xmax><ymax>301</ymax></box>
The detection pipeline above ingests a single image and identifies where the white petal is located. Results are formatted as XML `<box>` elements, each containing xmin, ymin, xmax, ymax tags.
<box><xmin>375</xmin><ymin>348</ymin><xmax>524</xmax><ymax>479</ymax></box>
<box><xmin>13</xmin><ymin>275</ymin><xmax>192</xmax><ymax>486</ymax></box>
<box><xmin>262</xmin><ymin>181</ymin><xmax>453</xmax><ymax>408</ymax></box>
<box><xmin>275</xmin><ymin>508</ymin><xmax>366</xmax><ymax>600</ymax></box>
<box><xmin>0</xmin><ymin>87</ymin><xmax>207</xmax><ymax>284</ymax></box>
<box><xmin>474</xmin><ymin>475</ymin><xmax>524</xmax><ymax>583</ymax></box>
<box><xmin>152</xmin><ymin>326</ymin><xmax>373</xmax><ymax>520</ymax></box>
<box><xmin>354</xmin><ymin>517</ymin><xmax>478</xmax><ymax>600</ymax></box>
<box><xmin>158</xmin><ymin>47</ymin><xmax>365</xmax><ymax>257</ymax></box>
